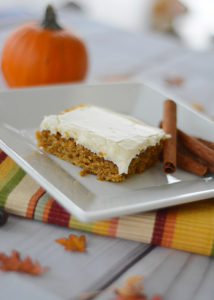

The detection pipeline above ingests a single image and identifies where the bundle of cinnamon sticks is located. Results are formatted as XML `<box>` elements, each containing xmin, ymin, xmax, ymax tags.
<box><xmin>161</xmin><ymin>100</ymin><xmax>214</xmax><ymax>176</ymax></box>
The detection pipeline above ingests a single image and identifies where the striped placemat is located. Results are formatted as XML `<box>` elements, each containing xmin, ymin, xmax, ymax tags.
<box><xmin>1</xmin><ymin>149</ymin><xmax>214</xmax><ymax>256</ymax></box>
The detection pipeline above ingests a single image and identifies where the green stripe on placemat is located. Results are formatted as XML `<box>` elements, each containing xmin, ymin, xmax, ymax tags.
<box><xmin>34</xmin><ymin>193</ymin><xmax>50</xmax><ymax>221</ymax></box>
<box><xmin>0</xmin><ymin>167</ymin><xmax>26</xmax><ymax>207</ymax></box>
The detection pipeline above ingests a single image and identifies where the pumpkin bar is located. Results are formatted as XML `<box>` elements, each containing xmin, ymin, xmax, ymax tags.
<box><xmin>35</xmin><ymin>105</ymin><xmax>167</xmax><ymax>182</ymax></box>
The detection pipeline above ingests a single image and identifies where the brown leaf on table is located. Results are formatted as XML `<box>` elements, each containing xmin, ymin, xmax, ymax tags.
<box><xmin>165</xmin><ymin>76</ymin><xmax>184</xmax><ymax>86</ymax></box>
<box><xmin>117</xmin><ymin>275</ymin><xmax>144</xmax><ymax>296</ymax></box>
<box><xmin>56</xmin><ymin>233</ymin><xmax>86</xmax><ymax>252</ymax></box>
<box><xmin>191</xmin><ymin>102</ymin><xmax>204</xmax><ymax>112</ymax></box>
<box><xmin>110</xmin><ymin>275</ymin><xmax>146</xmax><ymax>300</ymax></box>
<box><xmin>110</xmin><ymin>275</ymin><xmax>163</xmax><ymax>300</ymax></box>
<box><xmin>111</xmin><ymin>292</ymin><xmax>163</xmax><ymax>300</ymax></box>
<box><xmin>0</xmin><ymin>250</ymin><xmax>48</xmax><ymax>275</ymax></box>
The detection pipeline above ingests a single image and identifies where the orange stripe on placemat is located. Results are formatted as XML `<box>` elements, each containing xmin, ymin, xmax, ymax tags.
<box><xmin>42</xmin><ymin>197</ymin><xmax>54</xmax><ymax>222</ymax></box>
<box><xmin>26</xmin><ymin>187</ymin><xmax>46</xmax><ymax>218</ymax></box>
<box><xmin>108</xmin><ymin>217</ymin><xmax>119</xmax><ymax>237</ymax></box>
<box><xmin>0</xmin><ymin>150</ymin><xmax>7</xmax><ymax>164</ymax></box>
<box><xmin>48</xmin><ymin>200</ymin><xmax>70</xmax><ymax>227</ymax></box>
<box><xmin>161</xmin><ymin>208</ymin><xmax>178</xmax><ymax>248</ymax></box>
<box><xmin>151</xmin><ymin>209</ymin><xmax>167</xmax><ymax>245</ymax></box>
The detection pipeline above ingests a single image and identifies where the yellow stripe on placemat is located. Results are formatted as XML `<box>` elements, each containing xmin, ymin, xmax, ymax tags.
<box><xmin>69</xmin><ymin>216</ymin><xmax>94</xmax><ymax>232</ymax></box>
<box><xmin>0</xmin><ymin>164</ymin><xmax>20</xmax><ymax>191</ymax></box>
<box><xmin>172</xmin><ymin>200</ymin><xmax>214</xmax><ymax>256</ymax></box>
<box><xmin>116</xmin><ymin>212</ymin><xmax>156</xmax><ymax>243</ymax></box>
<box><xmin>5</xmin><ymin>175</ymin><xmax>40</xmax><ymax>216</ymax></box>
<box><xmin>93</xmin><ymin>220</ymin><xmax>111</xmax><ymax>235</ymax></box>
<box><xmin>0</xmin><ymin>157</ymin><xmax>15</xmax><ymax>180</ymax></box>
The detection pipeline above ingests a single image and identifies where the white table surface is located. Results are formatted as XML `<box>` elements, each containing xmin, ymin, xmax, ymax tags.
<box><xmin>0</xmin><ymin>8</ymin><xmax>214</xmax><ymax>300</ymax></box>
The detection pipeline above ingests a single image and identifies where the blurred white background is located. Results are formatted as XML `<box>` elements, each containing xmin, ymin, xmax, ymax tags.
<box><xmin>0</xmin><ymin>0</ymin><xmax>214</xmax><ymax>50</ymax></box>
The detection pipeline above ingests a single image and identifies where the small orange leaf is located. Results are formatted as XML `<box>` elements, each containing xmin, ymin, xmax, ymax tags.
<box><xmin>11</xmin><ymin>250</ymin><xmax>20</xmax><ymax>260</ymax></box>
<box><xmin>117</xmin><ymin>275</ymin><xmax>144</xmax><ymax>297</ymax></box>
<box><xmin>110</xmin><ymin>275</ymin><xmax>163</xmax><ymax>300</ymax></box>
<box><xmin>110</xmin><ymin>275</ymin><xmax>146</xmax><ymax>300</ymax></box>
<box><xmin>0</xmin><ymin>250</ymin><xmax>48</xmax><ymax>275</ymax></box>
<box><xmin>165</xmin><ymin>76</ymin><xmax>184</xmax><ymax>86</ymax></box>
<box><xmin>55</xmin><ymin>238</ymin><xmax>68</xmax><ymax>247</ymax></box>
<box><xmin>110</xmin><ymin>293</ymin><xmax>146</xmax><ymax>300</ymax></box>
<box><xmin>56</xmin><ymin>233</ymin><xmax>86</xmax><ymax>252</ymax></box>
<box><xmin>20</xmin><ymin>256</ymin><xmax>34</xmax><ymax>273</ymax></box>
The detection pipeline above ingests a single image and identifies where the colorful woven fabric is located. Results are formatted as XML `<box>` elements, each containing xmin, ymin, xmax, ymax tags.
<box><xmin>1</xmin><ymin>149</ymin><xmax>214</xmax><ymax>256</ymax></box>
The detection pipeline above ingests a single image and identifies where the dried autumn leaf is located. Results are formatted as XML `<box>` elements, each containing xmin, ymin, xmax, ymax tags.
<box><xmin>110</xmin><ymin>275</ymin><xmax>146</xmax><ymax>300</ymax></box>
<box><xmin>165</xmin><ymin>76</ymin><xmax>184</xmax><ymax>86</ymax></box>
<box><xmin>111</xmin><ymin>292</ymin><xmax>146</xmax><ymax>300</ymax></box>
<box><xmin>117</xmin><ymin>275</ymin><xmax>144</xmax><ymax>296</ymax></box>
<box><xmin>110</xmin><ymin>275</ymin><xmax>163</xmax><ymax>300</ymax></box>
<box><xmin>55</xmin><ymin>238</ymin><xmax>68</xmax><ymax>247</ymax></box>
<box><xmin>191</xmin><ymin>102</ymin><xmax>204</xmax><ymax>112</ymax></box>
<box><xmin>0</xmin><ymin>250</ymin><xmax>48</xmax><ymax>275</ymax></box>
<box><xmin>56</xmin><ymin>233</ymin><xmax>86</xmax><ymax>252</ymax></box>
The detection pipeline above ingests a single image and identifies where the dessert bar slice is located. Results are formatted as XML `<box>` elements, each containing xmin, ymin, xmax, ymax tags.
<box><xmin>36</xmin><ymin>105</ymin><xmax>167</xmax><ymax>182</ymax></box>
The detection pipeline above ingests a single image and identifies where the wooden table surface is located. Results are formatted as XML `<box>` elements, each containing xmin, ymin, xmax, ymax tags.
<box><xmin>0</xmin><ymin>7</ymin><xmax>214</xmax><ymax>300</ymax></box>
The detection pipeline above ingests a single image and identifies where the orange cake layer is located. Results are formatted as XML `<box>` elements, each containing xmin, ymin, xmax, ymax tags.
<box><xmin>35</xmin><ymin>130</ymin><xmax>163</xmax><ymax>182</ymax></box>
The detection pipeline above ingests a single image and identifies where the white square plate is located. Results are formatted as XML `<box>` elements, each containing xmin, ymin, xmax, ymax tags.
<box><xmin>0</xmin><ymin>82</ymin><xmax>214</xmax><ymax>222</ymax></box>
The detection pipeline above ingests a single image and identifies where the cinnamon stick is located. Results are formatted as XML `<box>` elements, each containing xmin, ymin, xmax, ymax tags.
<box><xmin>196</xmin><ymin>137</ymin><xmax>214</xmax><ymax>173</ymax></box>
<box><xmin>196</xmin><ymin>137</ymin><xmax>214</xmax><ymax>151</ymax></box>
<box><xmin>177</xmin><ymin>137</ymin><xmax>208</xmax><ymax>176</ymax></box>
<box><xmin>208</xmin><ymin>166</ymin><xmax>214</xmax><ymax>174</ymax></box>
<box><xmin>177</xmin><ymin>152</ymin><xmax>208</xmax><ymax>176</ymax></box>
<box><xmin>162</xmin><ymin>100</ymin><xmax>177</xmax><ymax>173</ymax></box>
<box><xmin>178</xmin><ymin>130</ymin><xmax>214</xmax><ymax>167</ymax></box>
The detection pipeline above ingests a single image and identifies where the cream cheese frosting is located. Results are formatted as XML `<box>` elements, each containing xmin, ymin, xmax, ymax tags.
<box><xmin>40</xmin><ymin>105</ymin><xmax>167</xmax><ymax>174</ymax></box>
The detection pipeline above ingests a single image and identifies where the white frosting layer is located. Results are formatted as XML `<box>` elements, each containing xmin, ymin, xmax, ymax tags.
<box><xmin>40</xmin><ymin>105</ymin><xmax>167</xmax><ymax>174</ymax></box>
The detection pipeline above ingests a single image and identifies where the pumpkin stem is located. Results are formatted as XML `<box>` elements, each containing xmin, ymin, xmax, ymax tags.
<box><xmin>41</xmin><ymin>4</ymin><xmax>62</xmax><ymax>30</ymax></box>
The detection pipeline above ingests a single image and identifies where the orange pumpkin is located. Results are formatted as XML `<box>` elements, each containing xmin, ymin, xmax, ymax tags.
<box><xmin>1</xmin><ymin>5</ymin><xmax>88</xmax><ymax>87</ymax></box>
